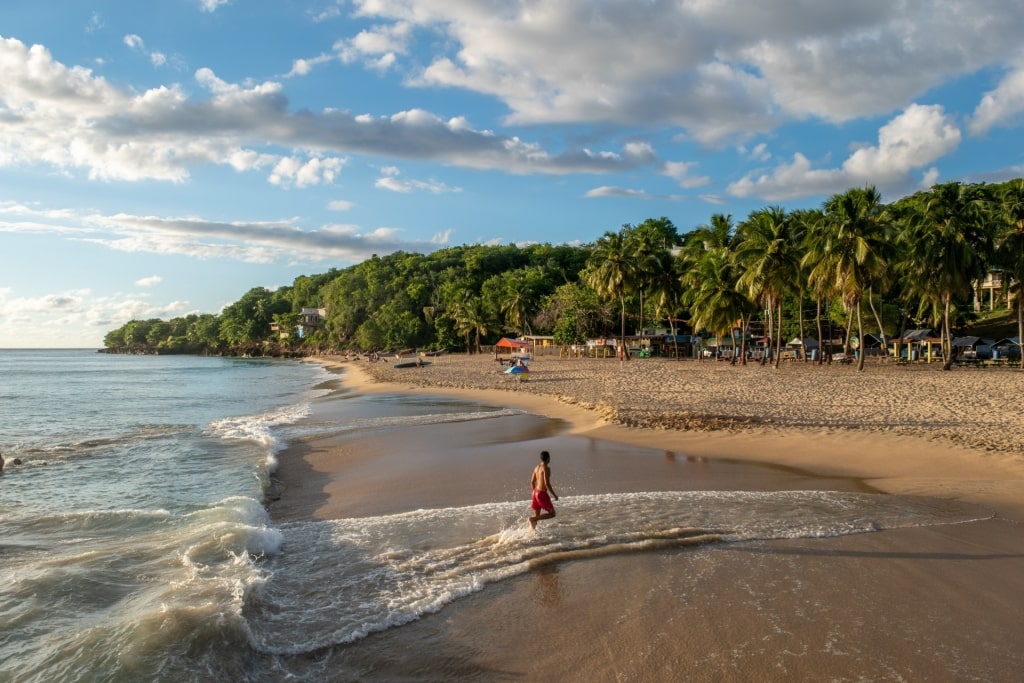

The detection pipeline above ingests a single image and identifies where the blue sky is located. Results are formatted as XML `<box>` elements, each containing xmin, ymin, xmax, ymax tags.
<box><xmin>3</xmin><ymin>1</ymin><xmax>1024</xmax><ymax>347</ymax></box>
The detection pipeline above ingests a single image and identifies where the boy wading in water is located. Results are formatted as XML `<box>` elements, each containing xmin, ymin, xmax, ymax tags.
<box><xmin>529</xmin><ymin>450</ymin><xmax>559</xmax><ymax>530</ymax></box>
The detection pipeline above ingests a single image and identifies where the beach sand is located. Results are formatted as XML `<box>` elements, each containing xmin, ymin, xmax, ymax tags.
<box><xmin>270</xmin><ymin>354</ymin><xmax>1024</xmax><ymax>681</ymax></box>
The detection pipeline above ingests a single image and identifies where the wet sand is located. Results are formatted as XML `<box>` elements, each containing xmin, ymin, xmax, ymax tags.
<box><xmin>269</xmin><ymin>355</ymin><xmax>1024</xmax><ymax>681</ymax></box>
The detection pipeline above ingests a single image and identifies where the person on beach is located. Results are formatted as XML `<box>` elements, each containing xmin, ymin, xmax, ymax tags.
<box><xmin>529</xmin><ymin>450</ymin><xmax>559</xmax><ymax>530</ymax></box>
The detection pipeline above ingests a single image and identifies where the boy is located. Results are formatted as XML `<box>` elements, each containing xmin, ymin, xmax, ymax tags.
<box><xmin>529</xmin><ymin>450</ymin><xmax>559</xmax><ymax>530</ymax></box>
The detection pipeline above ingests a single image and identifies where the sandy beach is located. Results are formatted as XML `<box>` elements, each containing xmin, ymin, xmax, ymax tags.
<box><xmin>270</xmin><ymin>354</ymin><xmax>1024</xmax><ymax>681</ymax></box>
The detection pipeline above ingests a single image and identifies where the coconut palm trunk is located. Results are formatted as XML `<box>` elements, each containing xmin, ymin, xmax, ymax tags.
<box><xmin>856</xmin><ymin>303</ymin><xmax>866</xmax><ymax>371</ymax></box>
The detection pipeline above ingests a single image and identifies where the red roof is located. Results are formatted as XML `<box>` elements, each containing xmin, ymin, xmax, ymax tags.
<box><xmin>496</xmin><ymin>337</ymin><xmax>530</xmax><ymax>348</ymax></box>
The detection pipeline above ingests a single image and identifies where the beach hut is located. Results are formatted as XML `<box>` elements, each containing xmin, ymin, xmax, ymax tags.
<box><xmin>950</xmin><ymin>336</ymin><xmax>991</xmax><ymax>360</ymax></box>
<box><xmin>992</xmin><ymin>337</ymin><xmax>1022</xmax><ymax>361</ymax></box>
<box><xmin>522</xmin><ymin>335</ymin><xmax>555</xmax><ymax>356</ymax></box>
<box><xmin>494</xmin><ymin>337</ymin><xmax>531</xmax><ymax>362</ymax></box>
<box><xmin>495</xmin><ymin>337</ymin><xmax>530</xmax><ymax>351</ymax></box>
<box><xmin>860</xmin><ymin>333</ymin><xmax>888</xmax><ymax>357</ymax></box>
<box><xmin>785</xmin><ymin>337</ymin><xmax>818</xmax><ymax>360</ymax></box>
<box><xmin>891</xmin><ymin>329</ymin><xmax>935</xmax><ymax>362</ymax></box>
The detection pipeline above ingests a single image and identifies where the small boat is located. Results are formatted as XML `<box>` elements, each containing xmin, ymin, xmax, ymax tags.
<box><xmin>394</xmin><ymin>360</ymin><xmax>431</xmax><ymax>369</ymax></box>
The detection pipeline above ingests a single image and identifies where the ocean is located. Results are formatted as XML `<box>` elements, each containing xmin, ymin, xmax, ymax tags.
<box><xmin>0</xmin><ymin>350</ymin><xmax>992</xmax><ymax>682</ymax></box>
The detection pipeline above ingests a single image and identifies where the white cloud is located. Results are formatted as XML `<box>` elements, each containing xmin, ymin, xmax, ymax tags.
<box><xmin>268</xmin><ymin>155</ymin><xmax>347</xmax><ymax>188</ymax></box>
<box><xmin>311</xmin><ymin>6</ymin><xmax>342</xmax><ymax>23</ymax></box>
<box><xmin>727</xmin><ymin>104</ymin><xmax>961</xmax><ymax>200</ymax></box>
<box><xmin>136</xmin><ymin>276</ymin><xmax>163</xmax><ymax>287</ymax></box>
<box><xmin>345</xmin><ymin>0</ymin><xmax>1022</xmax><ymax>145</ymax></box>
<box><xmin>661</xmin><ymin>161</ymin><xmax>711</xmax><ymax>189</ymax></box>
<box><xmin>739</xmin><ymin>143</ymin><xmax>772</xmax><ymax>162</ymax></box>
<box><xmin>85</xmin><ymin>12</ymin><xmax>105</xmax><ymax>33</ymax></box>
<box><xmin>286</xmin><ymin>53</ymin><xmax>333</xmax><ymax>78</ymax></box>
<box><xmin>0</xmin><ymin>38</ymin><xmax>661</xmax><ymax>183</ymax></box>
<box><xmin>0</xmin><ymin>201</ymin><xmax>450</xmax><ymax>268</ymax></box>
<box><xmin>335</xmin><ymin>22</ymin><xmax>412</xmax><ymax>71</ymax></box>
<box><xmin>585</xmin><ymin>186</ymin><xmax>684</xmax><ymax>201</ymax></box>
<box><xmin>199</xmin><ymin>0</ymin><xmax>231</xmax><ymax>13</ymax></box>
<box><xmin>921</xmin><ymin>167</ymin><xmax>942</xmax><ymax>188</ymax></box>
<box><xmin>0</xmin><ymin>286</ymin><xmax>198</xmax><ymax>348</ymax></box>
<box><xmin>327</xmin><ymin>199</ymin><xmax>355</xmax><ymax>211</ymax></box>
<box><xmin>968</xmin><ymin>63</ymin><xmax>1024</xmax><ymax>135</ymax></box>
<box><xmin>699</xmin><ymin>194</ymin><xmax>727</xmax><ymax>205</ymax></box>
<box><xmin>374</xmin><ymin>167</ymin><xmax>461</xmax><ymax>193</ymax></box>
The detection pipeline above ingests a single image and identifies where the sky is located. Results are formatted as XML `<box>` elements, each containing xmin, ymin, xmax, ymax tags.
<box><xmin>2</xmin><ymin>1</ymin><xmax>1024</xmax><ymax>348</ymax></box>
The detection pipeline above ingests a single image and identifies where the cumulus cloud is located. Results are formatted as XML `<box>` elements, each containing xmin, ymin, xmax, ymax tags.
<box><xmin>135</xmin><ymin>275</ymin><xmax>163</xmax><ymax>287</ymax></box>
<box><xmin>268</xmin><ymin>155</ymin><xmax>347</xmax><ymax>188</ymax></box>
<box><xmin>739</xmin><ymin>143</ymin><xmax>772</xmax><ymax>163</ymax></box>
<box><xmin>348</xmin><ymin>0</ymin><xmax>1022</xmax><ymax>145</ymax></box>
<box><xmin>0</xmin><ymin>37</ymin><xmax>662</xmax><ymax>183</ymax></box>
<box><xmin>727</xmin><ymin>104</ymin><xmax>962</xmax><ymax>200</ymax></box>
<box><xmin>0</xmin><ymin>286</ymin><xmax>194</xmax><ymax>347</ymax></box>
<box><xmin>285</xmin><ymin>53</ymin><xmax>333</xmax><ymax>78</ymax></box>
<box><xmin>968</xmin><ymin>63</ymin><xmax>1024</xmax><ymax>135</ymax></box>
<box><xmin>661</xmin><ymin>161</ymin><xmax>711</xmax><ymax>189</ymax></box>
<box><xmin>335</xmin><ymin>22</ymin><xmax>412</xmax><ymax>71</ymax></box>
<box><xmin>123</xmin><ymin>34</ymin><xmax>167</xmax><ymax>68</ymax></box>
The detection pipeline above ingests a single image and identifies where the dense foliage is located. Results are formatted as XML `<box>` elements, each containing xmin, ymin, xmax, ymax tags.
<box><xmin>103</xmin><ymin>180</ymin><xmax>1024</xmax><ymax>370</ymax></box>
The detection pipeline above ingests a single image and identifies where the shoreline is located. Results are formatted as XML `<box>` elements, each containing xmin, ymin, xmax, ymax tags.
<box><xmin>265</xmin><ymin>354</ymin><xmax>1024</xmax><ymax>681</ymax></box>
<box><xmin>317</xmin><ymin>354</ymin><xmax>1024</xmax><ymax>520</ymax></box>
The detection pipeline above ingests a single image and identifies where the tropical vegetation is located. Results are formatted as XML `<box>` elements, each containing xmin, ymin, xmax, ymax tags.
<box><xmin>103</xmin><ymin>180</ymin><xmax>1024</xmax><ymax>370</ymax></box>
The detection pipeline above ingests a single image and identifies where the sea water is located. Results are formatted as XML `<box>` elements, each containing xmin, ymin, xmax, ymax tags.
<box><xmin>0</xmin><ymin>350</ymin><xmax>990</xmax><ymax>682</ymax></box>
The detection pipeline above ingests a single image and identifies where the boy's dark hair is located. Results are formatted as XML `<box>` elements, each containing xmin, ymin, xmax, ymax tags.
<box><xmin>540</xmin><ymin>450</ymin><xmax>550</xmax><ymax>462</ymax></box>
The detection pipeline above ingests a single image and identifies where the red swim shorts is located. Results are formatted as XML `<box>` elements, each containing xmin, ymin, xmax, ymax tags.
<box><xmin>531</xmin><ymin>488</ymin><xmax>554</xmax><ymax>513</ymax></box>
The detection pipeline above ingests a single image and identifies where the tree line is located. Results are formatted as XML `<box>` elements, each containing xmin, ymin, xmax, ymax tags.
<box><xmin>103</xmin><ymin>179</ymin><xmax>1024</xmax><ymax>370</ymax></box>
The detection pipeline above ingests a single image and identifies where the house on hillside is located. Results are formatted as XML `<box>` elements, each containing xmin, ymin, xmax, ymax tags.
<box><xmin>973</xmin><ymin>271</ymin><xmax>1012</xmax><ymax>312</ymax></box>
<box><xmin>298</xmin><ymin>307</ymin><xmax>326</xmax><ymax>339</ymax></box>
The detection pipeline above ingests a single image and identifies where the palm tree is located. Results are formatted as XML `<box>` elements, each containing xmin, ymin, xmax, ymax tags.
<box><xmin>681</xmin><ymin>247</ymin><xmax>755</xmax><ymax>358</ymax></box>
<box><xmin>806</xmin><ymin>186</ymin><xmax>892</xmax><ymax>371</ymax></box>
<box><xmin>897</xmin><ymin>182</ymin><xmax>993</xmax><ymax>370</ymax></box>
<box><xmin>996</xmin><ymin>180</ymin><xmax>1024</xmax><ymax>368</ymax></box>
<box><xmin>793</xmin><ymin>208</ymin><xmax>829</xmax><ymax>363</ymax></box>
<box><xmin>735</xmin><ymin>206</ymin><xmax>799</xmax><ymax>368</ymax></box>
<box><xmin>453</xmin><ymin>297</ymin><xmax>495</xmax><ymax>354</ymax></box>
<box><xmin>648</xmin><ymin>250</ymin><xmax>685</xmax><ymax>358</ymax></box>
<box><xmin>629</xmin><ymin>217</ymin><xmax>681</xmax><ymax>337</ymax></box>
<box><xmin>680</xmin><ymin>214</ymin><xmax>756</xmax><ymax>362</ymax></box>
<box><xmin>585</xmin><ymin>230</ymin><xmax>637</xmax><ymax>358</ymax></box>
<box><xmin>682</xmin><ymin>213</ymin><xmax>736</xmax><ymax>260</ymax></box>
<box><xmin>499</xmin><ymin>269</ymin><xmax>537</xmax><ymax>337</ymax></box>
